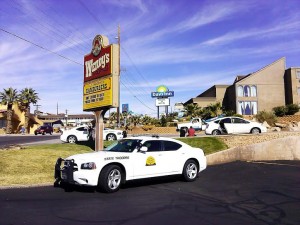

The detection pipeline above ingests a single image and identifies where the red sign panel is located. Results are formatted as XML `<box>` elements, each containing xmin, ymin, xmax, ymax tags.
<box><xmin>84</xmin><ymin>45</ymin><xmax>112</xmax><ymax>82</ymax></box>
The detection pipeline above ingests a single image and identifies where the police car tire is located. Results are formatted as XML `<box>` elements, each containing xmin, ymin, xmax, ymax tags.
<box><xmin>182</xmin><ymin>160</ymin><xmax>198</xmax><ymax>182</ymax></box>
<box><xmin>98</xmin><ymin>165</ymin><xmax>122</xmax><ymax>193</ymax></box>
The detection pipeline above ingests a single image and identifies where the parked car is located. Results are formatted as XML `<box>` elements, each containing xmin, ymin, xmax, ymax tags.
<box><xmin>60</xmin><ymin>126</ymin><xmax>123</xmax><ymax>144</ymax></box>
<box><xmin>34</xmin><ymin>125</ymin><xmax>53</xmax><ymax>135</ymax></box>
<box><xmin>205</xmin><ymin>116</ymin><xmax>267</xmax><ymax>135</ymax></box>
<box><xmin>54</xmin><ymin>135</ymin><xmax>207</xmax><ymax>193</ymax></box>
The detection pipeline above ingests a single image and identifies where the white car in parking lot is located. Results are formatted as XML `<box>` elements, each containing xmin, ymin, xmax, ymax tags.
<box><xmin>205</xmin><ymin>116</ymin><xmax>267</xmax><ymax>135</ymax></box>
<box><xmin>60</xmin><ymin>126</ymin><xmax>123</xmax><ymax>143</ymax></box>
<box><xmin>55</xmin><ymin>135</ymin><xmax>207</xmax><ymax>193</ymax></box>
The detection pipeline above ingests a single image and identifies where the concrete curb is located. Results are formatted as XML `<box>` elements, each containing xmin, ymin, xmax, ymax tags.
<box><xmin>207</xmin><ymin>136</ymin><xmax>300</xmax><ymax>165</ymax></box>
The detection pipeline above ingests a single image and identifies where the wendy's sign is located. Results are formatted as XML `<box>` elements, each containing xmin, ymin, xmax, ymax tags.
<box><xmin>83</xmin><ymin>35</ymin><xmax>119</xmax><ymax>111</ymax></box>
<box><xmin>84</xmin><ymin>35</ymin><xmax>112</xmax><ymax>82</ymax></box>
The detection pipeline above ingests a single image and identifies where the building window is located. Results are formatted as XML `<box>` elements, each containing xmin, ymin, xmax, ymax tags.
<box><xmin>250</xmin><ymin>86</ymin><xmax>257</xmax><ymax>97</ymax></box>
<box><xmin>298</xmin><ymin>87</ymin><xmax>300</xmax><ymax>95</ymax></box>
<box><xmin>244</xmin><ymin>85</ymin><xmax>250</xmax><ymax>97</ymax></box>
<box><xmin>237</xmin><ymin>85</ymin><xmax>257</xmax><ymax>97</ymax></box>
<box><xmin>238</xmin><ymin>86</ymin><xmax>243</xmax><ymax>97</ymax></box>
<box><xmin>297</xmin><ymin>71</ymin><xmax>300</xmax><ymax>79</ymax></box>
<box><xmin>237</xmin><ymin>101</ymin><xmax>258</xmax><ymax>115</ymax></box>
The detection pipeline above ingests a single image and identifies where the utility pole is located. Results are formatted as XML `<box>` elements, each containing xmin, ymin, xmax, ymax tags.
<box><xmin>65</xmin><ymin>109</ymin><xmax>68</xmax><ymax>127</ymax></box>
<box><xmin>57</xmin><ymin>102</ymin><xmax>58</xmax><ymax>115</ymax></box>
<box><xmin>33</xmin><ymin>104</ymin><xmax>41</xmax><ymax>115</ymax></box>
<box><xmin>116</xmin><ymin>25</ymin><xmax>121</xmax><ymax>127</ymax></box>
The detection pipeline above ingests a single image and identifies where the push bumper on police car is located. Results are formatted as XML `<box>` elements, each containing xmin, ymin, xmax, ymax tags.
<box><xmin>54</xmin><ymin>158</ymin><xmax>77</xmax><ymax>185</ymax></box>
<box><xmin>54</xmin><ymin>157</ymin><xmax>100</xmax><ymax>186</ymax></box>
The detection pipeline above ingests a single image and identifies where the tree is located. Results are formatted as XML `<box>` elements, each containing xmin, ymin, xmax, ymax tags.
<box><xmin>130</xmin><ymin>114</ymin><xmax>141</xmax><ymax>126</ymax></box>
<box><xmin>0</xmin><ymin>87</ymin><xmax>19</xmax><ymax>134</ymax></box>
<box><xmin>206</xmin><ymin>102</ymin><xmax>223</xmax><ymax>118</ymax></box>
<box><xmin>108</xmin><ymin>112</ymin><xmax>118</xmax><ymax>126</ymax></box>
<box><xmin>141</xmin><ymin>115</ymin><xmax>152</xmax><ymax>125</ymax></box>
<box><xmin>160</xmin><ymin>115</ymin><xmax>167</xmax><ymax>127</ymax></box>
<box><xmin>184</xmin><ymin>103</ymin><xmax>201</xmax><ymax>117</ymax></box>
<box><xmin>19</xmin><ymin>88</ymin><xmax>39</xmax><ymax>134</ymax></box>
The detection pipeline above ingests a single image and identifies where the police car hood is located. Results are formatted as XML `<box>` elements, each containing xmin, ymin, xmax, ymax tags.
<box><xmin>66</xmin><ymin>151</ymin><xmax>126</xmax><ymax>162</ymax></box>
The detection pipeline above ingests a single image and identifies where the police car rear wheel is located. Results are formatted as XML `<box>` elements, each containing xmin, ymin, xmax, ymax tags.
<box><xmin>183</xmin><ymin>160</ymin><xmax>198</xmax><ymax>182</ymax></box>
<box><xmin>99</xmin><ymin>165</ymin><xmax>122</xmax><ymax>193</ymax></box>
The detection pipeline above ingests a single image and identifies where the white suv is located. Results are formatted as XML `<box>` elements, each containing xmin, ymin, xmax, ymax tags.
<box><xmin>55</xmin><ymin>135</ymin><xmax>207</xmax><ymax>193</ymax></box>
<box><xmin>60</xmin><ymin>126</ymin><xmax>123</xmax><ymax>143</ymax></box>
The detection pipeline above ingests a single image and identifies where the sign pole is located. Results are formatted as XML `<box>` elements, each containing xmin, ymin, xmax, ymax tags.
<box><xmin>94</xmin><ymin>109</ymin><xmax>107</xmax><ymax>151</ymax></box>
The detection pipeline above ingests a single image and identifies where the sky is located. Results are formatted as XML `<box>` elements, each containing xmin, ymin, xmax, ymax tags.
<box><xmin>1</xmin><ymin>0</ymin><xmax>300</xmax><ymax>117</ymax></box>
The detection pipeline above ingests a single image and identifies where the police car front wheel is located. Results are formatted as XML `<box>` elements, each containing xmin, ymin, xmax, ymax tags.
<box><xmin>98</xmin><ymin>165</ymin><xmax>123</xmax><ymax>193</ymax></box>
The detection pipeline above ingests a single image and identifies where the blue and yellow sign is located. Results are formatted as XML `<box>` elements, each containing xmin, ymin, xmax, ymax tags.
<box><xmin>151</xmin><ymin>85</ymin><xmax>174</xmax><ymax>98</ymax></box>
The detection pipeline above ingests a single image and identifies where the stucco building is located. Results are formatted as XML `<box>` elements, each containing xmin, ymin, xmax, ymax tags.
<box><xmin>185</xmin><ymin>57</ymin><xmax>300</xmax><ymax>115</ymax></box>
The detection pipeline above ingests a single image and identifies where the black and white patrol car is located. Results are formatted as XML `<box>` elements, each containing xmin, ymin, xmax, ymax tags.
<box><xmin>55</xmin><ymin>136</ymin><xmax>207</xmax><ymax>193</ymax></box>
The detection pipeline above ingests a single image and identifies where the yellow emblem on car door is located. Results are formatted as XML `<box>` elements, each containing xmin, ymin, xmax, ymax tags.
<box><xmin>146</xmin><ymin>156</ymin><xmax>156</xmax><ymax>166</ymax></box>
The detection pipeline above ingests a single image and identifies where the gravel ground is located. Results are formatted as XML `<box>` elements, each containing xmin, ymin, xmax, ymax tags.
<box><xmin>217</xmin><ymin>131</ymin><xmax>300</xmax><ymax>148</ymax></box>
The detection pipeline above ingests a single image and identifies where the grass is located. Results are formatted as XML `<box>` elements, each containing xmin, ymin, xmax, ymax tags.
<box><xmin>0</xmin><ymin>144</ymin><xmax>93</xmax><ymax>187</ymax></box>
<box><xmin>0</xmin><ymin>137</ymin><xmax>227</xmax><ymax>187</ymax></box>
<box><xmin>177</xmin><ymin>137</ymin><xmax>228</xmax><ymax>154</ymax></box>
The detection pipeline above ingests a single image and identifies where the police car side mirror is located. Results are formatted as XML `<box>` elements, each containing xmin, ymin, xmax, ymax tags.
<box><xmin>140</xmin><ymin>146</ymin><xmax>148</xmax><ymax>153</ymax></box>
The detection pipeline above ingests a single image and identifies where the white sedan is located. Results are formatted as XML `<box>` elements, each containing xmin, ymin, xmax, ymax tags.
<box><xmin>60</xmin><ymin>126</ymin><xmax>123</xmax><ymax>143</ymax></box>
<box><xmin>205</xmin><ymin>116</ymin><xmax>267</xmax><ymax>135</ymax></box>
<box><xmin>54</xmin><ymin>136</ymin><xmax>207</xmax><ymax>193</ymax></box>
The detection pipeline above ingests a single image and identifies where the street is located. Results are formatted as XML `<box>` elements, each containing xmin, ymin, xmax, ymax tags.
<box><xmin>0</xmin><ymin>134</ymin><xmax>61</xmax><ymax>147</ymax></box>
<box><xmin>1</xmin><ymin>161</ymin><xmax>299</xmax><ymax>225</ymax></box>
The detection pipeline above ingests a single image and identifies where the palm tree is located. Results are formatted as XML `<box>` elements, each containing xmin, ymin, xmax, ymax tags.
<box><xmin>207</xmin><ymin>102</ymin><xmax>223</xmax><ymax>117</ymax></box>
<box><xmin>0</xmin><ymin>87</ymin><xmax>19</xmax><ymax>134</ymax></box>
<box><xmin>130</xmin><ymin>114</ymin><xmax>141</xmax><ymax>126</ymax></box>
<box><xmin>19</xmin><ymin>88</ymin><xmax>39</xmax><ymax>134</ymax></box>
<box><xmin>108</xmin><ymin>112</ymin><xmax>118</xmax><ymax>126</ymax></box>
<box><xmin>184</xmin><ymin>103</ymin><xmax>201</xmax><ymax>118</ymax></box>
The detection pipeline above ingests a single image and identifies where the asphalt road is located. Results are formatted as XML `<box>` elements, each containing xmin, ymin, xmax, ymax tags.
<box><xmin>1</xmin><ymin>161</ymin><xmax>299</xmax><ymax>225</ymax></box>
<box><xmin>0</xmin><ymin>134</ymin><xmax>61</xmax><ymax>147</ymax></box>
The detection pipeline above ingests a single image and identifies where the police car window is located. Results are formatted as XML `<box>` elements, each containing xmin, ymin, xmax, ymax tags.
<box><xmin>163</xmin><ymin>141</ymin><xmax>182</xmax><ymax>151</ymax></box>
<box><xmin>143</xmin><ymin>141</ymin><xmax>161</xmax><ymax>152</ymax></box>
<box><xmin>105</xmin><ymin>139</ymin><xmax>142</xmax><ymax>152</ymax></box>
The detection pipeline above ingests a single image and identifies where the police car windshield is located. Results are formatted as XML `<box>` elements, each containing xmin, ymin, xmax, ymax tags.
<box><xmin>105</xmin><ymin>139</ymin><xmax>142</xmax><ymax>152</ymax></box>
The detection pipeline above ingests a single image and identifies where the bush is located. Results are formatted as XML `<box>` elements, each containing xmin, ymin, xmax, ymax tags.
<box><xmin>286</xmin><ymin>104</ymin><xmax>300</xmax><ymax>115</ymax></box>
<box><xmin>273</xmin><ymin>106</ymin><xmax>287</xmax><ymax>117</ymax></box>
<box><xmin>255</xmin><ymin>111</ymin><xmax>277</xmax><ymax>126</ymax></box>
<box><xmin>160</xmin><ymin>115</ymin><xmax>167</xmax><ymax>127</ymax></box>
<box><xmin>273</xmin><ymin>104</ymin><xmax>299</xmax><ymax>116</ymax></box>
<box><xmin>232</xmin><ymin>114</ymin><xmax>243</xmax><ymax>118</ymax></box>
<box><xmin>142</xmin><ymin>125</ymin><xmax>154</xmax><ymax>131</ymax></box>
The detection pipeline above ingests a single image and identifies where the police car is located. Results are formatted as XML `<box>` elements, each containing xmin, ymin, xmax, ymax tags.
<box><xmin>55</xmin><ymin>135</ymin><xmax>207</xmax><ymax>193</ymax></box>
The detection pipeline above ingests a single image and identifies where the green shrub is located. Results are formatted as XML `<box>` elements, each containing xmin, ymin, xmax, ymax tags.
<box><xmin>273</xmin><ymin>106</ymin><xmax>287</xmax><ymax>117</ymax></box>
<box><xmin>232</xmin><ymin>114</ymin><xmax>243</xmax><ymax>118</ymax></box>
<box><xmin>255</xmin><ymin>111</ymin><xmax>277</xmax><ymax>126</ymax></box>
<box><xmin>286</xmin><ymin>104</ymin><xmax>300</xmax><ymax>115</ymax></box>
<box><xmin>160</xmin><ymin>115</ymin><xmax>167</xmax><ymax>127</ymax></box>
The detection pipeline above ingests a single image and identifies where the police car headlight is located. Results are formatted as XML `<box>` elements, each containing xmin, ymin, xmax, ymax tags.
<box><xmin>81</xmin><ymin>162</ymin><xmax>96</xmax><ymax>170</ymax></box>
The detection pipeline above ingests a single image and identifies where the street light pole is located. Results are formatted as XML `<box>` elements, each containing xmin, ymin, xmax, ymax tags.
<box><xmin>116</xmin><ymin>25</ymin><xmax>121</xmax><ymax>127</ymax></box>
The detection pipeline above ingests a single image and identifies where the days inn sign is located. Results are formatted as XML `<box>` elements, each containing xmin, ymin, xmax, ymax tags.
<box><xmin>151</xmin><ymin>85</ymin><xmax>174</xmax><ymax>98</ymax></box>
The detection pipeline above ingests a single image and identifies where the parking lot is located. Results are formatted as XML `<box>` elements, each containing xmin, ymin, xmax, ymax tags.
<box><xmin>1</xmin><ymin>161</ymin><xmax>299</xmax><ymax>225</ymax></box>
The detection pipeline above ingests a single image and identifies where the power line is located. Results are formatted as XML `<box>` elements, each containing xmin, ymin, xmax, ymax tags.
<box><xmin>0</xmin><ymin>27</ymin><xmax>156</xmax><ymax>111</ymax></box>
<box><xmin>0</xmin><ymin>28</ymin><xmax>82</xmax><ymax>66</ymax></box>
<box><xmin>8</xmin><ymin>0</ymin><xmax>87</xmax><ymax>56</ymax></box>
<box><xmin>120</xmin><ymin>80</ymin><xmax>155</xmax><ymax>111</ymax></box>
<box><xmin>78</xmin><ymin>0</ymin><xmax>155</xmax><ymax>111</ymax></box>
